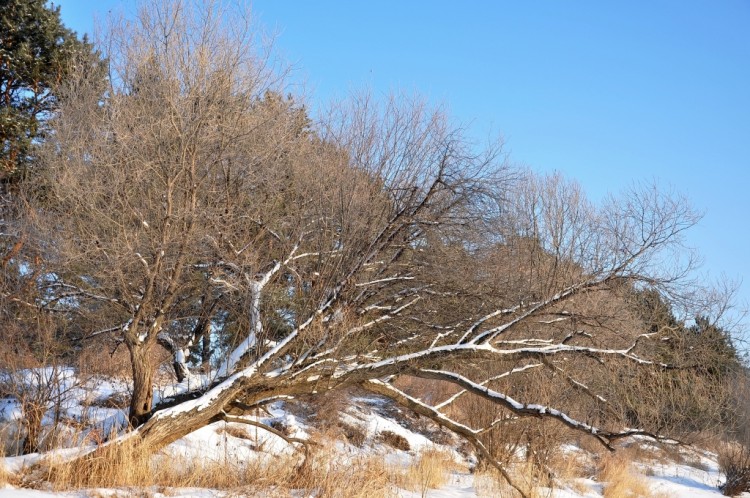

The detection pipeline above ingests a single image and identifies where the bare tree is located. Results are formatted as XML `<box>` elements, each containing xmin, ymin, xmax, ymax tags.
<box><xmin>31</xmin><ymin>0</ymin><xmax>299</xmax><ymax>426</ymax></box>
<box><xmin>114</xmin><ymin>143</ymin><xmax>707</xmax><ymax>497</ymax></box>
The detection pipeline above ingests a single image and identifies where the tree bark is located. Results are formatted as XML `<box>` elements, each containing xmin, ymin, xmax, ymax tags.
<box><xmin>201</xmin><ymin>332</ymin><xmax>211</xmax><ymax>372</ymax></box>
<box><xmin>132</xmin><ymin>375</ymin><xmax>322</xmax><ymax>451</ymax></box>
<box><xmin>128</xmin><ymin>343</ymin><xmax>154</xmax><ymax>427</ymax></box>
<box><xmin>156</xmin><ymin>333</ymin><xmax>190</xmax><ymax>383</ymax></box>
<box><xmin>172</xmin><ymin>355</ymin><xmax>189</xmax><ymax>383</ymax></box>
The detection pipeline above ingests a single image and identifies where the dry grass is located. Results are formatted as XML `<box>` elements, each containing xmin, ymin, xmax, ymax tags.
<box><xmin>599</xmin><ymin>451</ymin><xmax>663</xmax><ymax>498</ymax></box>
<box><xmin>395</xmin><ymin>449</ymin><xmax>459</xmax><ymax>497</ymax></box>
<box><xmin>0</xmin><ymin>444</ymin><xmax>9</xmax><ymax>487</ymax></box>
<box><xmin>0</xmin><ymin>421</ymin><xmax>23</xmax><ymax>457</ymax></box>
<box><xmin>37</xmin><ymin>435</ymin><xmax>403</xmax><ymax>497</ymax></box>
<box><xmin>474</xmin><ymin>463</ymin><xmax>547</xmax><ymax>498</ymax></box>
<box><xmin>295</xmin><ymin>450</ymin><xmax>396</xmax><ymax>498</ymax></box>
<box><xmin>39</xmin><ymin>436</ymin><xmax>314</xmax><ymax>493</ymax></box>
<box><xmin>548</xmin><ymin>448</ymin><xmax>595</xmax><ymax>494</ymax></box>
<box><xmin>474</xmin><ymin>445</ymin><xmax>656</xmax><ymax>498</ymax></box>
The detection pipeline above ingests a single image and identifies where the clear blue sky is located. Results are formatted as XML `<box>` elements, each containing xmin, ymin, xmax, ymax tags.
<box><xmin>55</xmin><ymin>1</ymin><xmax>750</xmax><ymax>331</ymax></box>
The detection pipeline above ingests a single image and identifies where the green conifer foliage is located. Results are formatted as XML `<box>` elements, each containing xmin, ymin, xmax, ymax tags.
<box><xmin>0</xmin><ymin>0</ymin><xmax>98</xmax><ymax>183</ymax></box>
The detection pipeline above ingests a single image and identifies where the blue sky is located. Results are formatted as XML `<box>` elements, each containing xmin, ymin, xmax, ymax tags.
<box><xmin>55</xmin><ymin>1</ymin><xmax>750</xmax><ymax>330</ymax></box>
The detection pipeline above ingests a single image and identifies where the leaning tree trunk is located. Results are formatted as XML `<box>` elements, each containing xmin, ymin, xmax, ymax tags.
<box><xmin>128</xmin><ymin>343</ymin><xmax>155</xmax><ymax>427</ymax></box>
<box><xmin>130</xmin><ymin>373</ymin><xmax>325</xmax><ymax>451</ymax></box>
<box><xmin>136</xmin><ymin>382</ymin><xmax>247</xmax><ymax>448</ymax></box>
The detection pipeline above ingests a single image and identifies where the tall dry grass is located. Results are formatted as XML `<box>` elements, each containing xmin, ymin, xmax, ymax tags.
<box><xmin>39</xmin><ymin>436</ymin><xmax>403</xmax><ymax>497</ymax></box>
<box><xmin>394</xmin><ymin>449</ymin><xmax>459</xmax><ymax>497</ymax></box>
<box><xmin>0</xmin><ymin>445</ymin><xmax>9</xmax><ymax>487</ymax></box>
<box><xmin>42</xmin><ymin>438</ymin><xmax>294</xmax><ymax>490</ymax></box>
<box><xmin>473</xmin><ymin>444</ymin><xmax>676</xmax><ymax>498</ymax></box>
<box><xmin>295</xmin><ymin>451</ymin><xmax>396</xmax><ymax>498</ymax></box>
<box><xmin>598</xmin><ymin>451</ymin><xmax>670</xmax><ymax>498</ymax></box>
<box><xmin>474</xmin><ymin>462</ymin><xmax>549</xmax><ymax>498</ymax></box>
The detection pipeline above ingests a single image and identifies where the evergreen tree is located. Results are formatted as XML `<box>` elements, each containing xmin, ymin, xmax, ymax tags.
<box><xmin>0</xmin><ymin>0</ymin><xmax>101</xmax><ymax>184</ymax></box>
<box><xmin>687</xmin><ymin>315</ymin><xmax>742</xmax><ymax>377</ymax></box>
<box><xmin>621</xmin><ymin>287</ymin><xmax>743</xmax><ymax>434</ymax></box>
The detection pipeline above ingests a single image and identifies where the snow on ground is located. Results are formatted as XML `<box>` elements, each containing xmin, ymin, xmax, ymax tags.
<box><xmin>397</xmin><ymin>471</ymin><xmax>478</xmax><ymax>498</ymax></box>
<box><xmin>375</xmin><ymin>453</ymin><xmax>747</xmax><ymax>498</ymax></box>
<box><xmin>164</xmin><ymin>401</ymin><xmax>304</xmax><ymax>464</ymax></box>
<box><xmin>1</xmin><ymin>371</ymin><xmax>747</xmax><ymax>497</ymax></box>
<box><xmin>0</xmin><ymin>438</ymin><xmax>744</xmax><ymax>497</ymax></box>
<box><xmin>644</xmin><ymin>453</ymin><xmax>730</xmax><ymax>498</ymax></box>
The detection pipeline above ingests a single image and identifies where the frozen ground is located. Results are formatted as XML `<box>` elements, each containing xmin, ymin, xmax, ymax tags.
<box><xmin>0</xmin><ymin>369</ymin><xmax>747</xmax><ymax>497</ymax></box>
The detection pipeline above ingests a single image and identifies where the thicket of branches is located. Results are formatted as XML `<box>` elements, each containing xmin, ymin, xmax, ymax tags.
<box><xmin>0</xmin><ymin>0</ymin><xmax>745</xmax><ymax>493</ymax></box>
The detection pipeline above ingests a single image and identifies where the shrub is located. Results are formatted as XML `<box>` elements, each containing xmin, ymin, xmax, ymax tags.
<box><xmin>719</xmin><ymin>444</ymin><xmax>750</xmax><ymax>496</ymax></box>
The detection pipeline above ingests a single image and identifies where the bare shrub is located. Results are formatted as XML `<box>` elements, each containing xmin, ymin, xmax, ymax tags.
<box><xmin>0</xmin><ymin>320</ymin><xmax>81</xmax><ymax>455</ymax></box>
<box><xmin>394</xmin><ymin>375</ymin><xmax>459</xmax><ymax>408</ymax></box>
<box><xmin>304</xmin><ymin>388</ymin><xmax>354</xmax><ymax>429</ymax></box>
<box><xmin>719</xmin><ymin>443</ymin><xmax>750</xmax><ymax>497</ymax></box>
<box><xmin>75</xmin><ymin>339</ymin><xmax>157</xmax><ymax>381</ymax></box>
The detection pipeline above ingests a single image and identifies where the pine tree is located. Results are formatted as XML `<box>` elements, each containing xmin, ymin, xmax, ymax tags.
<box><xmin>0</xmin><ymin>0</ymin><xmax>101</xmax><ymax>184</ymax></box>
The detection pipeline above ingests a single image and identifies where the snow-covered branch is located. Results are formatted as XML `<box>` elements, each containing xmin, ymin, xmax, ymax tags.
<box><xmin>355</xmin><ymin>275</ymin><xmax>415</xmax><ymax>287</ymax></box>
<box><xmin>362</xmin><ymin>379</ymin><xmax>531</xmax><ymax>498</ymax></box>
<box><xmin>433</xmin><ymin>363</ymin><xmax>543</xmax><ymax>410</ymax></box>
<box><xmin>456</xmin><ymin>306</ymin><xmax>521</xmax><ymax>344</ymax></box>
<box><xmin>340</xmin><ymin>296</ymin><xmax>421</xmax><ymax>337</ymax></box>
<box><xmin>339</xmin><ymin>338</ymin><xmax>672</xmax><ymax>380</ymax></box>
<box><xmin>413</xmin><ymin>368</ymin><xmax>660</xmax><ymax>450</ymax></box>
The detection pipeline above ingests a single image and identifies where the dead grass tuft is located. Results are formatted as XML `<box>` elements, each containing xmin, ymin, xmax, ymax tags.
<box><xmin>548</xmin><ymin>447</ymin><xmax>595</xmax><ymax>492</ymax></box>
<box><xmin>376</xmin><ymin>430</ymin><xmax>411</xmax><ymax>451</ymax></box>
<box><xmin>0</xmin><ymin>445</ymin><xmax>9</xmax><ymax>487</ymax></box>
<box><xmin>599</xmin><ymin>451</ymin><xmax>659</xmax><ymax>498</ymax></box>
<box><xmin>337</xmin><ymin>422</ymin><xmax>367</xmax><ymax>448</ymax></box>
<box><xmin>295</xmin><ymin>449</ymin><xmax>396</xmax><ymax>498</ymax></box>
<box><xmin>217</xmin><ymin>424</ymin><xmax>252</xmax><ymax>441</ymax></box>
<box><xmin>394</xmin><ymin>449</ymin><xmax>459</xmax><ymax>497</ymax></box>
